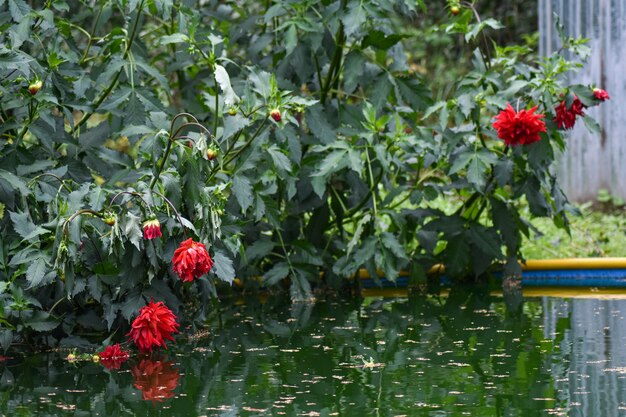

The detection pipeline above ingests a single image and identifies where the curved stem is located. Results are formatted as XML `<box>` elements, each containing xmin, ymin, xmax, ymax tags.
<box><xmin>62</xmin><ymin>209</ymin><xmax>102</xmax><ymax>236</ymax></box>
<box><xmin>107</xmin><ymin>190</ymin><xmax>152</xmax><ymax>213</ymax></box>
<box><xmin>153</xmin><ymin>190</ymin><xmax>187</xmax><ymax>238</ymax></box>
<box><xmin>29</xmin><ymin>173</ymin><xmax>72</xmax><ymax>193</ymax></box>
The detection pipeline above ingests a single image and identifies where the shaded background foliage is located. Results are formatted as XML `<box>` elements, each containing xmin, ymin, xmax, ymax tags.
<box><xmin>0</xmin><ymin>0</ymin><xmax>591</xmax><ymax>351</ymax></box>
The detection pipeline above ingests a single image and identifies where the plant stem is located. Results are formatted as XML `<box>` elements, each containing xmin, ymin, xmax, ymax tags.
<box><xmin>149</xmin><ymin>136</ymin><xmax>174</xmax><ymax>191</ymax></box>
<box><xmin>71</xmin><ymin>0</ymin><xmax>145</xmax><ymax>135</ymax></box>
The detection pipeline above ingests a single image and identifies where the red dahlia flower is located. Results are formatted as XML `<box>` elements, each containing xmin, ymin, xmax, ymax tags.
<box><xmin>131</xmin><ymin>358</ymin><xmax>180</xmax><ymax>403</ymax></box>
<box><xmin>593</xmin><ymin>88</ymin><xmax>610</xmax><ymax>101</ymax></box>
<box><xmin>172</xmin><ymin>238</ymin><xmax>214</xmax><ymax>282</ymax></box>
<box><xmin>554</xmin><ymin>96</ymin><xmax>585</xmax><ymax>130</ymax></box>
<box><xmin>142</xmin><ymin>218</ymin><xmax>162</xmax><ymax>240</ymax></box>
<box><xmin>99</xmin><ymin>343</ymin><xmax>130</xmax><ymax>369</ymax></box>
<box><xmin>492</xmin><ymin>103</ymin><xmax>546</xmax><ymax>146</ymax></box>
<box><xmin>127</xmin><ymin>300</ymin><xmax>179</xmax><ymax>352</ymax></box>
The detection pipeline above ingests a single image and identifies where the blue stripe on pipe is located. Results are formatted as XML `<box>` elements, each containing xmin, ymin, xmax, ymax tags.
<box><xmin>360</xmin><ymin>269</ymin><xmax>626</xmax><ymax>288</ymax></box>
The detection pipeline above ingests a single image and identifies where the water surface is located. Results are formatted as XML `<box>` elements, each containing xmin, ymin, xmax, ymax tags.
<box><xmin>2</xmin><ymin>287</ymin><xmax>626</xmax><ymax>416</ymax></box>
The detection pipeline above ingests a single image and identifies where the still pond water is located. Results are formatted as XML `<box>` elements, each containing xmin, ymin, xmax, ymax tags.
<box><xmin>2</xmin><ymin>287</ymin><xmax>626</xmax><ymax>416</ymax></box>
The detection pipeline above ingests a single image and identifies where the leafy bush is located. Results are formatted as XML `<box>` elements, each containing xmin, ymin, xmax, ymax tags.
<box><xmin>0</xmin><ymin>0</ymin><xmax>606</xmax><ymax>350</ymax></box>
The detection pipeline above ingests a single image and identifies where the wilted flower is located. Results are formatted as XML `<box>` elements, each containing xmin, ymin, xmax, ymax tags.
<box><xmin>127</xmin><ymin>300</ymin><xmax>179</xmax><ymax>352</ymax></box>
<box><xmin>172</xmin><ymin>238</ymin><xmax>214</xmax><ymax>282</ymax></box>
<box><xmin>593</xmin><ymin>88</ymin><xmax>610</xmax><ymax>101</ymax></box>
<box><xmin>554</xmin><ymin>96</ymin><xmax>585</xmax><ymax>130</ymax></box>
<box><xmin>131</xmin><ymin>357</ymin><xmax>181</xmax><ymax>403</ymax></box>
<box><xmin>492</xmin><ymin>103</ymin><xmax>546</xmax><ymax>146</ymax></box>
<box><xmin>142</xmin><ymin>218</ymin><xmax>162</xmax><ymax>240</ymax></box>
<box><xmin>99</xmin><ymin>343</ymin><xmax>130</xmax><ymax>370</ymax></box>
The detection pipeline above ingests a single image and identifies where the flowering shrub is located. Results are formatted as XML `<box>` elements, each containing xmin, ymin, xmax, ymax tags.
<box><xmin>0</xmin><ymin>1</ymin><xmax>609</xmax><ymax>352</ymax></box>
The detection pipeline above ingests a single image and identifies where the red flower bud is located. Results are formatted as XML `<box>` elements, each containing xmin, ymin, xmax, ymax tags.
<box><xmin>28</xmin><ymin>80</ymin><xmax>43</xmax><ymax>95</ymax></box>
<box><xmin>142</xmin><ymin>218</ymin><xmax>162</xmax><ymax>240</ymax></box>
<box><xmin>593</xmin><ymin>88</ymin><xmax>610</xmax><ymax>101</ymax></box>
<box><xmin>270</xmin><ymin>108</ymin><xmax>281</xmax><ymax>122</ymax></box>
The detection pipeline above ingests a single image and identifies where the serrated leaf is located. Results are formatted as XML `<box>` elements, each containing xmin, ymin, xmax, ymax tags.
<box><xmin>121</xmin><ymin>292</ymin><xmax>145</xmax><ymax>320</ymax></box>
<box><xmin>212</xmin><ymin>250</ymin><xmax>235</xmax><ymax>284</ymax></box>
<box><xmin>466</xmin><ymin>155</ymin><xmax>488</xmax><ymax>189</ymax></box>
<box><xmin>341</xmin><ymin>0</ymin><xmax>366</xmax><ymax>38</ymax></box>
<box><xmin>0</xmin><ymin>170</ymin><xmax>30</xmax><ymax>195</ymax></box>
<box><xmin>263</xmin><ymin>262</ymin><xmax>290</xmax><ymax>285</ymax></box>
<box><xmin>26</xmin><ymin>258</ymin><xmax>49</xmax><ymax>288</ymax></box>
<box><xmin>232</xmin><ymin>175</ymin><xmax>253</xmax><ymax>212</ymax></box>
<box><xmin>88</xmin><ymin>186</ymin><xmax>106</xmax><ymax>211</ymax></box>
<box><xmin>267</xmin><ymin>145</ymin><xmax>292</xmax><ymax>173</ymax></box>
<box><xmin>10</xmin><ymin>211</ymin><xmax>49</xmax><ymax>242</ymax></box>
<box><xmin>8</xmin><ymin>0</ymin><xmax>31</xmax><ymax>21</ymax></box>
<box><xmin>122</xmin><ymin>212</ymin><xmax>143</xmax><ymax>250</ymax></box>
<box><xmin>306</xmin><ymin>105</ymin><xmax>336</xmax><ymax>144</ymax></box>
<box><xmin>381</xmin><ymin>232</ymin><xmax>405</xmax><ymax>259</ymax></box>
<box><xmin>313</xmin><ymin>149</ymin><xmax>349</xmax><ymax>178</ymax></box>
<box><xmin>24</xmin><ymin>311</ymin><xmax>58</xmax><ymax>332</ymax></box>
<box><xmin>246</xmin><ymin>238</ymin><xmax>275</xmax><ymax>261</ymax></box>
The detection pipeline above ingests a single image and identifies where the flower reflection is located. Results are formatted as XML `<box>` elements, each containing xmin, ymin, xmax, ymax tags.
<box><xmin>130</xmin><ymin>357</ymin><xmax>181</xmax><ymax>403</ymax></box>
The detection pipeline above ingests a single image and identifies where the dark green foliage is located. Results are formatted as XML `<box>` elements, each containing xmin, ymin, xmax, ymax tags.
<box><xmin>0</xmin><ymin>0</ymin><xmax>599</xmax><ymax>350</ymax></box>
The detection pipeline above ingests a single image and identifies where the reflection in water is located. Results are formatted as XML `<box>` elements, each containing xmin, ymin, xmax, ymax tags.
<box><xmin>1</xmin><ymin>288</ymin><xmax>626</xmax><ymax>416</ymax></box>
<box><xmin>131</xmin><ymin>357</ymin><xmax>181</xmax><ymax>403</ymax></box>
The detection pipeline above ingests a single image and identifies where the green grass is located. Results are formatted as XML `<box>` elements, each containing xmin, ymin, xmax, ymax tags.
<box><xmin>521</xmin><ymin>203</ymin><xmax>626</xmax><ymax>259</ymax></box>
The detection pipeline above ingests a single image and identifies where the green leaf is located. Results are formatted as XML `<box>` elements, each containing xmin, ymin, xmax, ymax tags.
<box><xmin>246</xmin><ymin>238</ymin><xmax>275</xmax><ymax>262</ymax></box>
<box><xmin>466</xmin><ymin>155</ymin><xmax>488</xmax><ymax>189</ymax></box>
<box><xmin>26</xmin><ymin>258</ymin><xmax>50</xmax><ymax>288</ymax></box>
<box><xmin>10</xmin><ymin>211</ymin><xmax>49</xmax><ymax>242</ymax></box>
<box><xmin>468</xmin><ymin>226</ymin><xmax>503</xmax><ymax>259</ymax></box>
<box><xmin>341</xmin><ymin>0</ymin><xmax>367</xmax><ymax>38</ymax></box>
<box><xmin>0</xmin><ymin>170</ymin><xmax>31</xmax><ymax>195</ymax></box>
<box><xmin>8</xmin><ymin>0</ymin><xmax>31</xmax><ymax>21</ymax></box>
<box><xmin>267</xmin><ymin>145</ymin><xmax>292</xmax><ymax>173</ymax></box>
<box><xmin>232</xmin><ymin>175</ymin><xmax>253</xmax><ymax>212</ymax></box>
<box><xmin>122</xmin><ymin>212</ymin><xmax>143</xmax><ymax>251</ymax></box>
<box><xmin>263</xmin><ymin>262</ymin><xmax>290</xmax><ymax>285</ymax></box>
<box><xmin>24</xmin><ymin>311</ymin><xmax>59</xmax><ymax>332</ymax></box>
<box><xmin>313</xmin><ymin>148</ymin><xmax>349</xmax><ymax>178</ymax></box>
<box><xmin>121</xmin><ymin>292</ymin><xmax>145</xmax><ymax>320</ymax></box>
<box><xmin>159</xmin><ymin>33</ymin><xmax>189</xmax><ymax>45</ymax></box>
<box><xmin>361</xmin><ymin>30</ymin><xmax>407</xmax><ymax>49</ymax></box>
<box><xmin>306</xmin><ymin>105</ymin><xmax>336</xmax><ymax>145</ymax></box>
<box><xmin>212</xmin><ymin>250</ymin><xmax>235</xmax><ymax>284</ymax></box>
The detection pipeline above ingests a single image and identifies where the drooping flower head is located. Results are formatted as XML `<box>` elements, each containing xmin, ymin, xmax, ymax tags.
<box><xmin>127</xmin><ymin>300</ymin><xmax>179</xmax><ymax>352</ymax></box>
<box><xmin>593</xmin><ymin>88</ymin><xmax>610</xmax><ymax>102</ymax></box>
<box><xmin>99</xmin><ymin>343</ymin><xmax>130</xmax><ymax>370</ymax></box>
<box><xmin>492</xmin><ymin>103</ymin><xmax>546</xmax><ymax>146</ymax></box>
<box><xmin>554</xmin><ymin>96</ymin><xmax>585</xmax><ymax>130</ymax></box>
<box><xmin>131</xmin><ymin>358</ymin><xmax>180</xmax><ymax>403</ymax></box>
<box><xmin>142</xmin><ymin>218</ymin><xmax>162</xmax><ymax>240</ymax></box>
<box><xmin>172</xmin><ymin>238</ymin><xmax>214</xmax><ymax>282</ymax></box>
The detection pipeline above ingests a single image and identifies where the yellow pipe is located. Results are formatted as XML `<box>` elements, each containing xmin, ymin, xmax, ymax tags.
<box><xmin>356</xmin><ymin>258</ymin><xmax>626</xmax><ymax>280</ymax></box>
<box><xmin>521</xmin><ymin>258</ymin><xmax>626</xmax><ymax>270</ymax></box>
